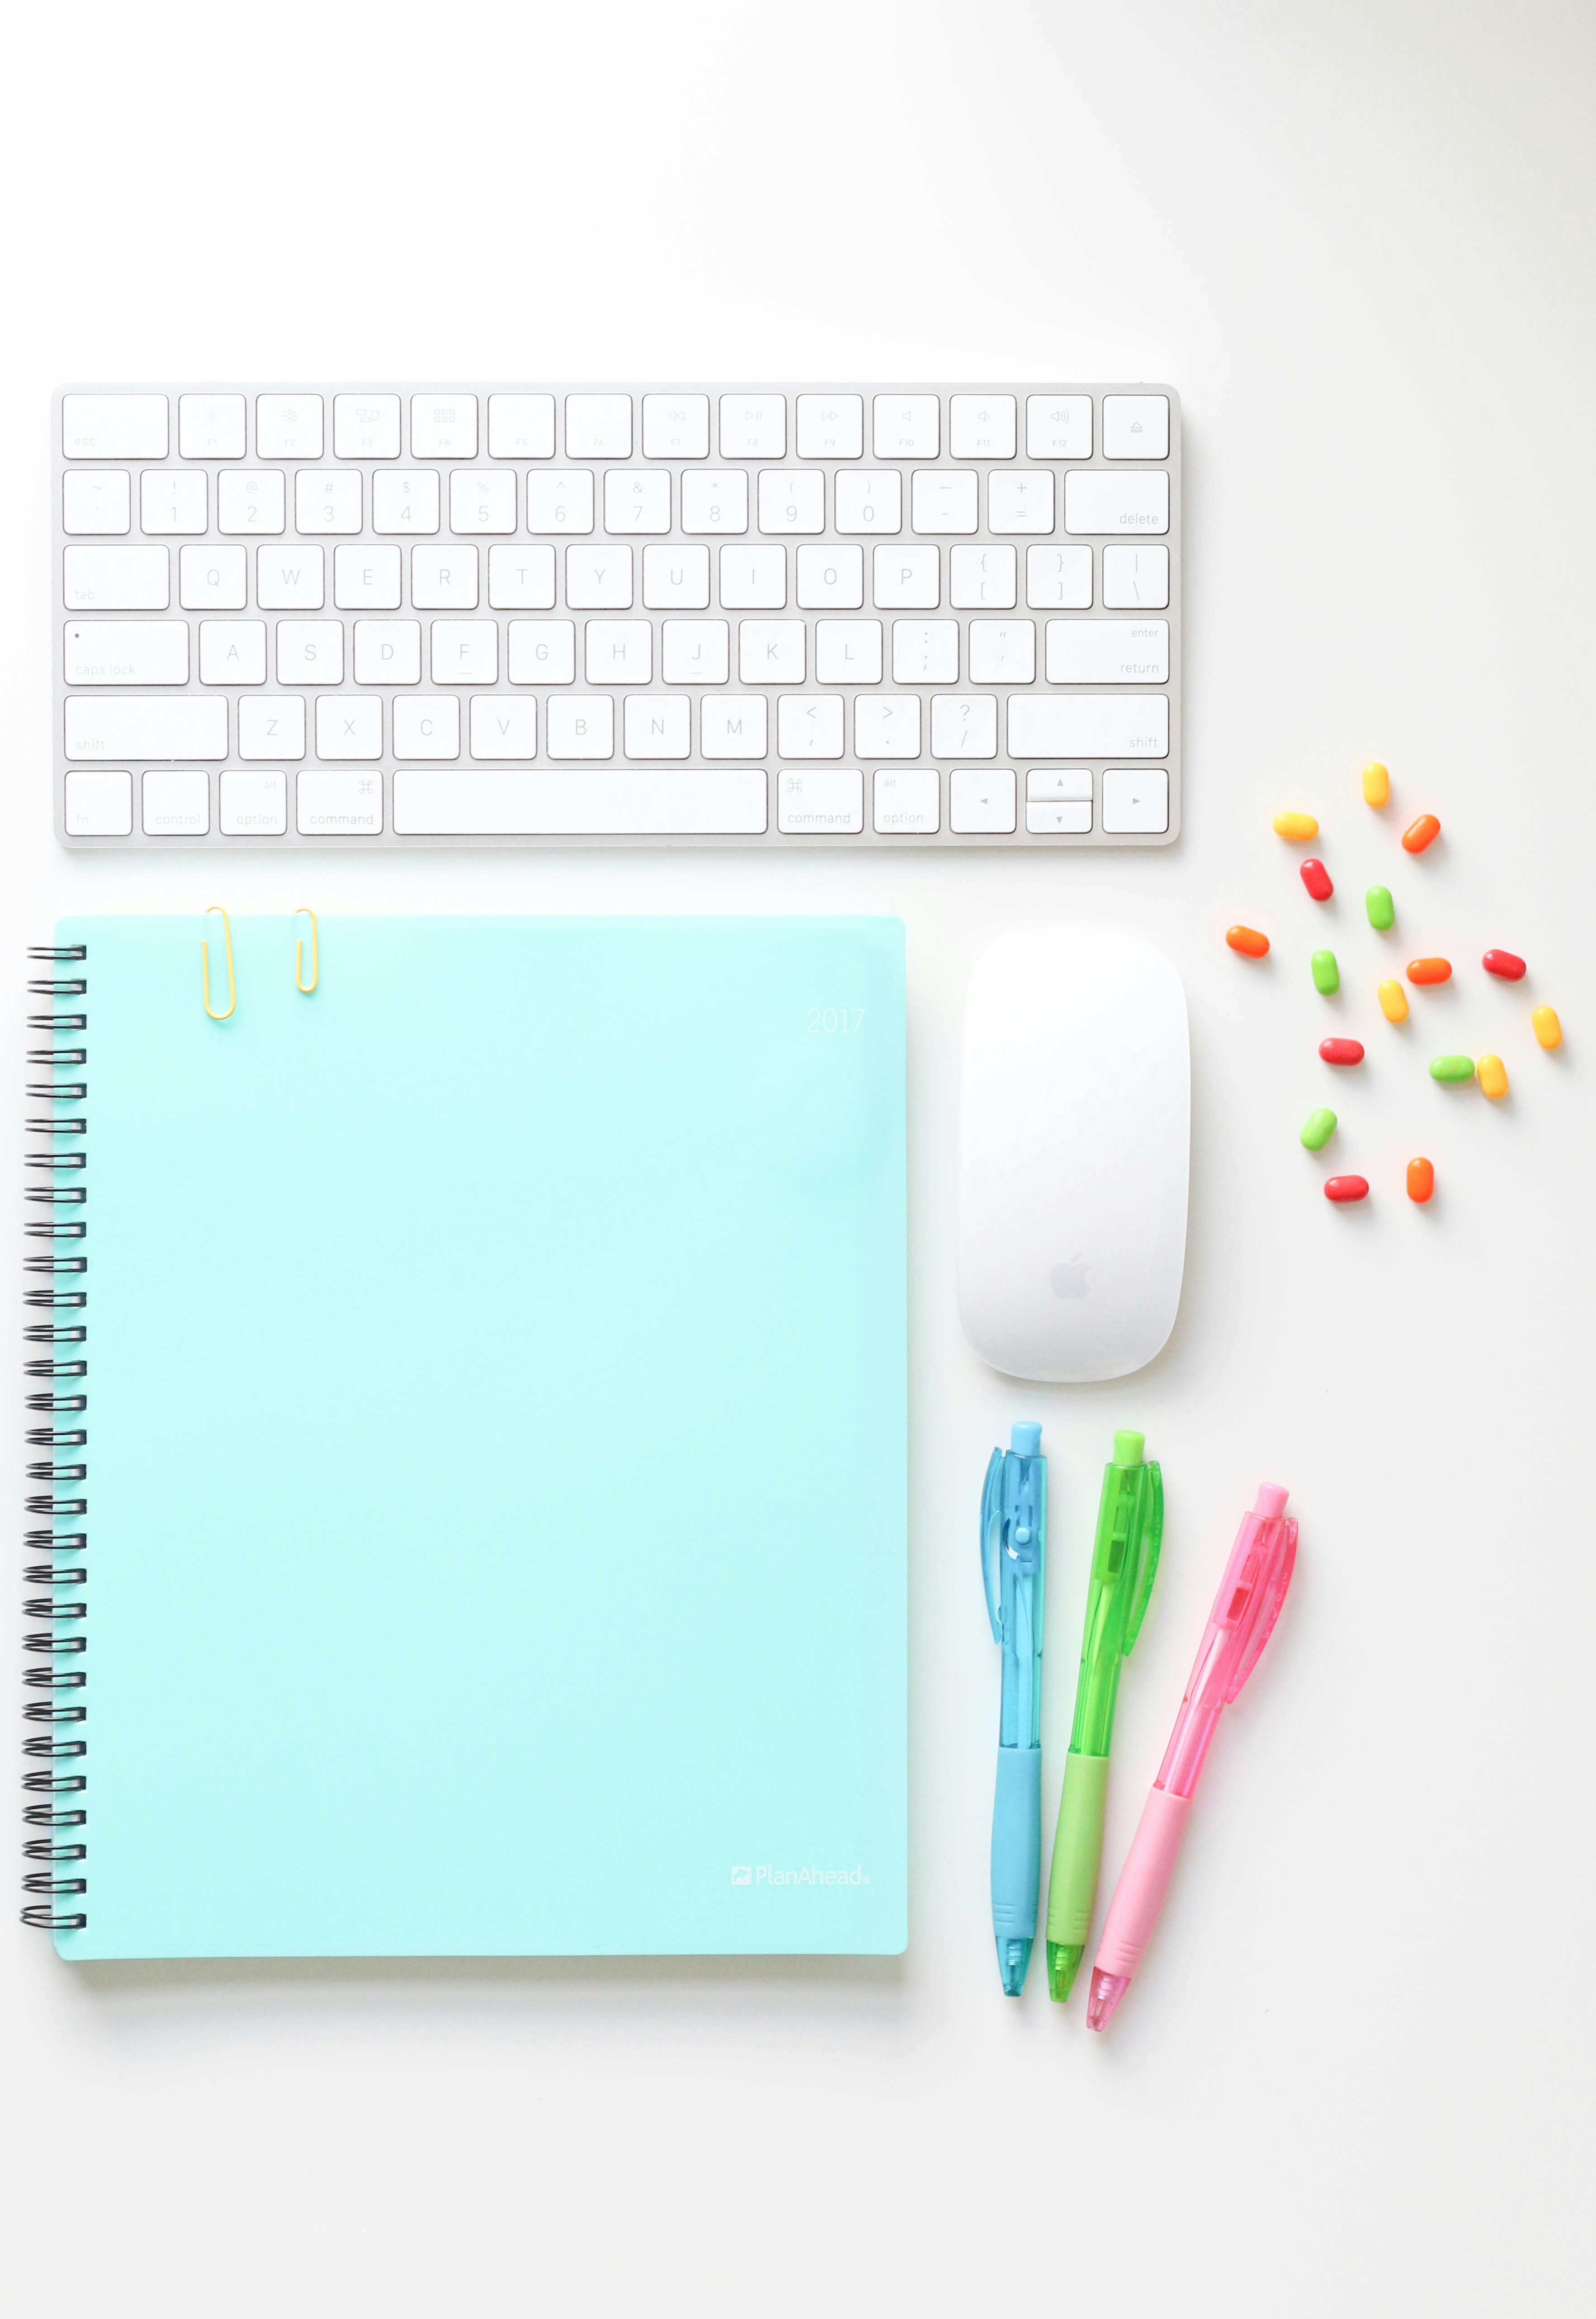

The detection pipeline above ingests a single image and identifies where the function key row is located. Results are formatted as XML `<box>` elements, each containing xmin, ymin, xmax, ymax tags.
<box><xmin>63</xmin><ymin>391</ymin><xmax>1172</xmax><ymax>466</ymax></box>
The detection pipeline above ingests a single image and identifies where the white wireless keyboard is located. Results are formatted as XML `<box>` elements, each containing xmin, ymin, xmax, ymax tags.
<box><xmin>54</xmin><ymin>384</ymin><xmax>1180</xmax><ymax>849</ymax></box>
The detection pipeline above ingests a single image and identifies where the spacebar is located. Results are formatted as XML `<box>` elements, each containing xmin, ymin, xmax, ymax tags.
<box><xmin>393</xmin><ymin>767</ymin><xmax>770</xmax><ymax>836</ymax></box>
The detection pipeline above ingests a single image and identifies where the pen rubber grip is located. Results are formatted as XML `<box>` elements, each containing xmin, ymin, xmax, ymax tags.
<box><xmin>991</xmin><ymin>1745</ymin><xmax>1042</xmax><ymax>1938</ymax></box>
<box><xmin>1044</xmin><ymin>1751</ymin><xmax>1110</xmax><ymax>1949</ymax></box>
<box><xmin>1094</xmin><ymin>1787</ymin><xmax>1192</xmax><ymax>1980</ymax></box>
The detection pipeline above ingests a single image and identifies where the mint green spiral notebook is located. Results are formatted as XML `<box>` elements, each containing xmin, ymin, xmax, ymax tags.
<box><xmin>30</xmin><ymin>916</ymin><xmax>906</xmax><ymax>1959</ymax></box>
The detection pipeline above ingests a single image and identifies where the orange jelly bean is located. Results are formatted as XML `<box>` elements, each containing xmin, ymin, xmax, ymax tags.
<box><xmin>1407</xmin><ymin>1157</ymin><xmax>1435</xmax><ymax>1204</ymax></box>
<box><xmin>1402</xmin><ymin>814</ymin><xmax>1440</xmax><ymax>853</ymax></box>
<box><xmin>1226</xmin><ymin>925</ymin><xmax>1270</xmax><ymax>958</ymax></box>
<box><xmin>1407</xmin><ymin>957</ymin><xmax>1452</xmax><ymax>985</ymax></box>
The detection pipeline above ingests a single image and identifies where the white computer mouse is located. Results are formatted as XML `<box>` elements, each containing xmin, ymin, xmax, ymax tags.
<box><xmin>957</xmin><ymin>927</ymin><xmax>1190</xmax><ymax>1382</ymax></box>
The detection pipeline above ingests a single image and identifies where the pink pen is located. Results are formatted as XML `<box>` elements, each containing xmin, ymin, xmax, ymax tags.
<box><xmin>1086</xmin><ymin>1483</ymin><xmax>1298</xmax><ymax>2031</ymax></box>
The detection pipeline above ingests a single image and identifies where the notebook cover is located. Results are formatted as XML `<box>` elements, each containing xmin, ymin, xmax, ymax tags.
<box><xmin>43</xmin><ymin>915</ymin><xmax>906</xmax><ymax>1959</ymax></box>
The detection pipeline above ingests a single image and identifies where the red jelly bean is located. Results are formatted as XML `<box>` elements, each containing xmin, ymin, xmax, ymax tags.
<box><xmin>1319</xmin><ymin>1038</ymin><xmax>1365</xmax><ymax>1065</ymax></box>
<box><xmin>1407</xmin><ymin>1157</ymin><xmax>1435</xmax><ymax>1204</ymax></box>
<box><xmin>1324</xmin><ymin>1175</ymin><xmax>1370</xmax><ymax>1203</ymax></box>
<box><xmin>1406</xmin><ymin>956</ymin><xmax>1452</xmax><ymax>985</ymax></box>
<box><xmin>1299</xmin><ymin>858</ymin><xmax>1333</xmax><ymax>901</ymax></box>
<box><xmin>1226</xmin><ymin>924</ymin><xmax>1270</xmax><ymax>957</ymax></box>
<box><xmin>1401</xmin><ymin>814</ymin><xmax>1440</xmax><ymax>853</ymax></box>
<box><xmin>1482</xmin><ymin>949</ymin><xmax>1526</xmax><ymax>980</ymax></box>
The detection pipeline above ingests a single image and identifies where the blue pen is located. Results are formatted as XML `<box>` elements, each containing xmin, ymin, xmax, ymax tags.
<box><xmin>980</xmin><ymin>1421</ymin><xmax>1047</xmax><ymax>1995</ymax></box>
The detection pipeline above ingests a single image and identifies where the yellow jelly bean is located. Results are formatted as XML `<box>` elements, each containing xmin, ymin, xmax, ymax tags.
<box><xmin>1273</xmin><ymin>811</ymin><xmax>1319</xmax><ymax>841</ymax></box>
<box><xmin>1378</xmin><ymin>979</ymin><xmax>1409</xmax><ymax>1024</ymax></box>
<box><xmin>1478</xmin><ymin>1054</ymin><xmax>1509</xmax><ymax>1100</ymax></box>
<box><xmin>1362</xmin><ymin>761</ymin><xmax>1390</xmax><ymax>807</ymax></box>
<box><xmin>1532</xmin><ymin>1005</ymin><xmax>1562</xmax><ymax>1051</ymax></box>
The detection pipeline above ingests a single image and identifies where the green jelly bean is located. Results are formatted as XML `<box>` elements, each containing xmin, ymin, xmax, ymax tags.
<box><xmin>1365</xmin><ymin>885</ymin><xmax>1395</xmax><ymax>931</ymax></box>
<box><xmin>1430</xmin><ymin>1054</ymin><xmax>1476</xmax><ymax>1084</ymax></box>
<box><xmin>1311</xmin><ymin>949</ymin><xmax>1340</xmax><ymax>995</ymax></box>
<box><xmin>1300</xmin><ymin>1107</ymin><xmax>1337</xmax><ymax>1150</ymax></box>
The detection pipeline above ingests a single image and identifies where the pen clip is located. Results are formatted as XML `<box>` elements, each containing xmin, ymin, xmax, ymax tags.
<box><xmin>1226</xmin><ymin>1516</ymin><xmax>1298</xmax><ymax>1700</ymax></box>
<box><xmin>980</xmin><ymin>1448</ymin><xmax>1005</xmax><ymax>1643</ymax></box>
<box><xmin>1122</xmin><ymin>1460</ymin><xmax>1164</xmax><ymax>1656</ymax></box>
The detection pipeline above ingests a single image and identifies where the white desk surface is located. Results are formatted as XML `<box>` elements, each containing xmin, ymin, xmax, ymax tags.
<box><xmin>4</xmin><ymin>5</ymin><xmax>1593</xmax><ymax>2312</ymax></box>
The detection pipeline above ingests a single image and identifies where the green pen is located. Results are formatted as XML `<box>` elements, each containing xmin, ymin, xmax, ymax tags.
<box><xmin>1044</xmin><ymin>1430</ymin><xmax>1163</xmax><ymax>2002</ymax></box>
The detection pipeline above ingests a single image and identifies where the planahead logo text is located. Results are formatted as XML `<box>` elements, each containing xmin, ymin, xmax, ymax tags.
<box><xmin>731</xmin><ymin>1864</ymin><xmax>869</xmax><ymax>1888</ymax></box>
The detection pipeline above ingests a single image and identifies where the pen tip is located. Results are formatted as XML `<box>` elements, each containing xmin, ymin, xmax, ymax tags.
<box><xmin>997</xmin><ymin>1936</ymin><xmax>1033</xmax><ymax>1996</ymax></box>
<box><xmin>1046</xmin><ymin>1942</ymin><xmax>1083</xmax><ymax>2002</ymax></box>
<box><xmin>1086</xmin><ymin>1969</ymin><xmax>1130</xmax><ymax>2030</ymax></box>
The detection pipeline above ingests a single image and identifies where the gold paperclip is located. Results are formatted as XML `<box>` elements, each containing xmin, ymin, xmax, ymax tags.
<box><xmin>202</xmin><ymin>906</ymin><xmax>236</xmax><ymax>1022</ymax></box>
<box><xmin>294</xmin><ymin>907</ymin><xmax>319</xmax><ymax>995</ymax></box>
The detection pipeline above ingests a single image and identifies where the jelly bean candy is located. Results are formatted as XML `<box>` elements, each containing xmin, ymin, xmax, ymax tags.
<box><xmin>1300</xmin><ymin>1107</ymin><xmax>1337</xmax><ymax>1151</ymax></box>
<box><xmin>1407</xmin><ymin>1157</ymin><xmax>1434</xmax><ymax>1203</ymax></box>
<box><xmin>1226</xmin><ymin>924</ymin><xmax>1270</xmax><ymax>957</ymax></box>
<box><xmin>1402</xmin><ymin>814</ymin><xmax>1440</xmax><ymax>853</ymax></box>
<box><xmin>1299</xmin><ymin>858</ymin><xmax>1333</xmax><ymax>901</ymax></box>
<box><xmin>1274</xmin><ymin>811</ymin><xmax>1319</xmax><ymax>840</ymax></box>
<box><xmin>1429</xmin><ymin>1055</ymin><xmax>1475</xmax><ymax>1083</ymax></box>
<box><xmin>1407</xmin><ymin>957</ymin><xmax>1451</xmax><ymax>985</ymax></box>
<box><xmin>1378</xmin><ymin>979</ymin><xmax>1409</xmax><ymax>1024</ymax></box>
<box><xmin>1532</xmin><ymin>1005</ymin><xmax>1562</xmax><ymax>1051</ymax></box>
<box><xmin>1478</xmin><ymin>1054</ymin><xmax>1509</xmax><ymax>1100</ymax></box>
<box><xmin>1483</xmin><ymin>949</ymin><xmax>1526</xmax><ymax>980</ymax></box>
<box><xmin>1319</xmin><ymin>1039</ymin><xmax>1364</xmax><ymax>1065</ymax></box>
<box><xmin>1365</xmin><ymin>885</ymin><xmax>1395</xmax><ymax>931</ymax></box>
<box><xmin>1362</xmin><ymin>762</ymin><xmax>1390</xmax><ymax>807</ymax></box>
<box><xmin>1311</xmin><ymin>950</ymin><xmax>1340</xmax><ymax>995</ymax></box>
<box><xmin>1324</xmin><ymin>1176</ymin><xmax>1369</xmax><ymax>1203</ymax></box>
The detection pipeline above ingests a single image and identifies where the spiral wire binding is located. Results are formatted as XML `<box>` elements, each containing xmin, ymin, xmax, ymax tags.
<box><xmin>22</xmin><ymin>948</ymin><xmax>88</xmax><ymax>1931</ymax></box>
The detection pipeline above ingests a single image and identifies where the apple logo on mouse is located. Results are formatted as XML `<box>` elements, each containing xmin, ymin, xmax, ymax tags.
<box><xmin>1050</xmin><ymin>1254</ymin><xmax>1089</xmax><ymax>1300</ymax></box>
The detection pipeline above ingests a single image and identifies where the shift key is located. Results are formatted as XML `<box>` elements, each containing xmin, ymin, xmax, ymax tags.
<box><xmin>65</xmin><ymin>696</ymin><xmax>227</xmax><ymax>761</ymax></box>
<box><xmin>1008</xmin><ymin>695</ymin><xmax>1170</xmax><ymax>758</ymax></box>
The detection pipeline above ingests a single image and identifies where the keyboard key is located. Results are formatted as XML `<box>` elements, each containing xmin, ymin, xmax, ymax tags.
<box><xmin>63</xmin><ymin>471</ymin><xmax>130</xmax><ymax>534</ymax></box>
<box><xmin>950</xmin><ymin>767</ymin><xmax>1016</xmax><ymax>833</ymax></box>
<box><xmin>255</xmin><ymin>394</ymin><xmax>323</xmax><ymax>459</ymax></box>
<box><xmin>217</xmin><ymin>470</ymin><xmax>286</xmax><ymax>535</ymax></box>
<box><xmin>987</xmin><ymin>473</ymin><xmax>1053</xmax><ymax>534</ymax></box>
<box><xmin>179</xmin><ymin>393</ymin><xmax>246</xmax><ymax>459</ymax></box>
<box><xmin>354</xmin><ymin>619</ymin><xmax>422</xmax><ymax>685</ymax></box>
<box><xmin>623</xmin><ymin>695</ymin><xmax>690</xmax><ymax>758</ymax></box>
<box><xmin>565</xmin><ymin>545</ymin><xmax>633</xmax><ymax>608</ymax></box>
<box><xmin>450</xmin><ymin>469</ymin><xmax>517</xmax><ymax>534</ymax></box>
<box><xmin>1045</xmin><ymin>619</ymin><xmax>1169</xmax><ymax>683</ymax></box>
<box><xmin>1029</xmin><ymin>798</ymin><xmax>1092</xmax><ymax>836</ymax></box>
<box><xmin>1063</xmin><ymin>470</ymin><xmax>1169</xmax><ymax>536</ymax></box>
<box><xmin>1102</xmin><ymin>394</ymin><xmax>1169</xmax><ymax>459</ymax></box>
<box><xmin>140</xmin><ymin>470</ymin><xmax>208</xmax><ymax>534</ymax></box>
<box><xmin>295</xmin><ymin>469</ymin><xmax>363</xmax><ymax>533</ymax></box>
<box><xmin>1027</xmin><ymin>544</ymin><xmax>1093</xmax><ymax>608</ymax></box>
<box><xmin>642</xmin><ymin>544</ymin><xmax>710</xmax><ymax>608</ymax></box>
<box><xmin>661</xmin><ymin>619</ymin><xmax>729</xmax><ymax>684</ymax></box>
<box><xmin>873</xmin><ymin>546</ymin><xmax>939</xmax><ymax>608</ymax></box>
<box><xmin>874</xmin><ymin>768</ymin><xmax>939</xmax><ymax>833</ymax></box>
<box><xmin>64</xmin><ymin>544</ymin><xmax>169</xmax><ymax>611</ymax></box>
<box><xmin>432</xmin><ymin>620</ymin><xmax>498</xmax><ymax>684</ymax></box>
<box><xmin>950</xmin><ymin>547</ymin><xmax>1016</xmax><ymax>610</ymax></box>
<box><xmin>565</xmin><ymin>394</ymin><xmax>632</xmax><ymax>458</ymax></box>
<box><xmin>393</xmin><ymin>767</ymin><xmax>768</xmax><ymax>836</ymax></box>
<box><xmin>911</xmin><ymin>471</ymin><xmax>977</xmax><ymax>534</ymax></box>
<box><xmin>198</xmin><ymin>619</ymin><xmax>266</xmax><ymax>685</ymax></box>
<box><xmin>757</xmin><ymin>470</ymin><xmax>824</xmax><ymax>533</ymax></box>
<box><xmin>1101</xmin><ymin>545</ymin><xmax>1170</xmax><ymax>608</ymax></box>
<box><xmin>892</xmin><ymin>620</ymin><xmax>959</xmax><ymax>683</ymax></box>
<box><xmin>872</xmin><ymin>394</ymin><xmax>939</xmax><ymax>459</ymax></box>
<box><xmin>373</xmin><ymin>472</ymin><xmax>441</xmax><ymax>535</ymax></box>
<box><xmin>778</xmin><ymin>695</ymin><xmax>844</xmax><ymax>758</ymax></box>
<box><xmin>814</xmin><ymin>619</ymin><xmax>882</xmax><ymax>685</ymax></box>
<box><xmin>855</xmin><ymin>696</ymin><xmax>921</xmax><ymax>758</ymax></box>
<box><xmin>257</xmin><ymin>544</ymin><xmax>326</xmax><ymax>609</ymax></box>
<box><xmin>1007</xmin><ymin>696</ymin><xmax>1170</xmax><ymax>757</ymax></box>
<box><xmin>238</xmin><ymin>696</ymin><xmax>305</xmax><ymax>759</ymax></box>
<box><xmin>719</xmin><ymin>395</ymin><xmax>785</xmax><ymax>458</ymax></box>
<box><xmin>1101</xmin><ymin>767</ymin><xmax>1169</xmax><ymax>832</ymax></box>
<box><xmin>680</xmin><ymin>470</ymin><xmax>748</xmax><ymax>534</ymax></box>
<box><xmin>142</xmin><ymin>766</ymin><xmax>209</xmax><ymax>835</ymax></box>
<box><xmin>546</xmin><ymin>697</ymin><xmax>614</xmax><ymax>757</ymax></box>
<box><xmin>487</xmin><ymin>393</ymin><xmax>555</xmax><ymax>458</ymax></box>
<box><xmin>62</xmin><ymin>393</ymin><xmax>167</xmax><ymax>459</ymax></box>
<box><xmin>834</xmin><ymin>472</ymin><xmax>902</xmax><ymax>534</ymax></box>
<box><xmin>930</xmin><ymin>694</ymin><xmax>997</xmax><ymax>757</ymax></box>
<box><xmin>411</xmin><ymin>544</ymin><xmax>480</xmax><ymax>609</ymax></box>
<box><xmin>393</xmin><ymin>697</ymin><xmax>460</xmax><ymax>758</ymax></box>
<box><xmin>333</xmin><ymin>544</ymin><xmax>402</xmax><ymax>609</ymax></box>
<box><xmin>63</xmin><ymin>767</ymin><xmax>133</xmax><ymax>834</ymax></box>
<box><xmin>642</xmin><ymin>393</ymin><xmax>710</xmax><ymax>459</ymax></box>
<box><xmin>701</xmin><ymin>697</ymin><xmax>768</xmax><ymax>757</ymax></box>
<box><xmin>796</xmin><ymin>395</ymin><xmax>863</xmax><ymax>459</ymax></box>
<box><xmin>740</xmin><ymin>620</ymin><xmax>805</xmax><ymax>683</ymax></box>
<box><xmin>220</xmin><ymin>767</ymin><xmax>288</xmax><ymax>834</ymax></box>
<box><xmin>1025</xmin><ymin>394</ymin><xmax>1091</xmax><ymax>460</ymax></box>
<box><xmin>967</xmin><ymin>620</ymin><xmax>1035</xmax><ymax>683</ymax></box>
<box><xmin>507</xmin><ymin>620</ymin><xmax>576</xmax><ymax>684</ymax></box>
<box><xmin>64</xmin><ymin>695</ymin><xmax>227</xmax><ymax>760</ymax></box>
<box><xmin>469</xmin><ymin>698</ymin><xmax>538</xmax><ymax>758</ymax></box>
<box><xmin>486</xmin><ymin>545</ymin><xmax>555</xmax><ymax>608</ymax></box>
<box><xmin>298</xmin><ymin>768</ymin><xmax>383</xmax><ymax>834</ymax></box>
<box><xmin>179</xmin><ymin>544</ymin><xmax>246</xmax><ymax>609</ymax></box>
<box><xmin>411</xmin><ymin>393</ymin><xmax>478</xmax><ymax>458</ymax></box>
<box><xmin>277</xmin><ymin>620</ymin><xmax>344</xmax><ymax>684</ymax></box>
<box><xmin>1028</xmin><ymin>768</ymin><xmax>1094</xmax><ymax>801</ymax></box>
<box><xmin>315</xmin><ymin>696</ymin><xmax>382</xmax><ymax>759</ymax></box>
<box><xmin>796</xmin><ymin>544</ymin><xmax>864</xmax><ymax>608</ymax></box>
<box><xmin>585</xmin><ymin>620</ymin><xmax>651</xmax><ymax>684</ymax></box>
<box><xmin>779</xmin><ymin>767</ymin><xmax>863</xmax><ymax>833</ymax></box>
<box><xmin>604</xmin><ymin>469</ymin><xmax>671</xmax><ymax>534</ymax></box>
<box><xmin>719</xmin><ymin>544</ymin><xmax>786</xmax><ymax>608</ymax></box>
<box><xmin>949</xmin><ymin>394</ymin><xmax>1015</xmax><ymax>459</ymax></box>
<box><xmin>333</xmin><ymin>394</ymin><xmax>401</xmax><ymax>458</ymax></box>
<box><xmin>64</xmin><ymin>619</ymin><xmax>189</xmax><ymax>686</ymax></box>
<box><xmin>525</xmin><ymin>470</ymin><xmax>594</xmax><ymax>533</ymax></box>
